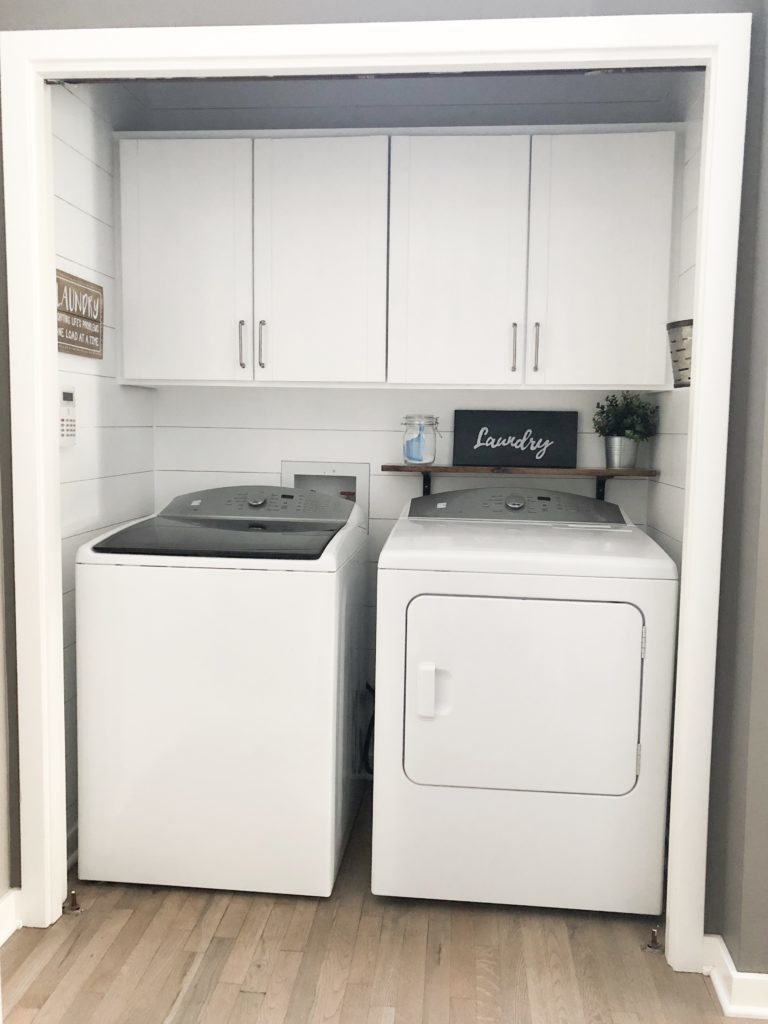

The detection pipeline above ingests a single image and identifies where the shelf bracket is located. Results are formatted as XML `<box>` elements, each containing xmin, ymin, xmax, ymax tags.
<box><xmin>422</xmin><ymin>471</ymin><xmax>432</xmax><ymax>496</ymax></box>
<box><xmin>595</xmin><ymin>477</ymin><xmax>607</xmax><ymax>501</ymax></box>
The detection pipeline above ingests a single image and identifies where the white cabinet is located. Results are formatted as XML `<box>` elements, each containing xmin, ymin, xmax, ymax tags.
<box><xmin>253</xmin><ymin>137</ymin><xmax>388</xmax><ymax>383</ymax></box>
<box><xmin>120</xmin><ymin>139</ymin><xmax>253</xmax><ymax>382</ymax></box>
<box><xmin>120</xmin><ymin>131</ymin><xmax>675</xmax><ymax>389</ymax></box>
<box><xmin>388</xmin><ymin>131</ymin><xmax>675</xmax><ymax>389</ymax></box>
<box><xmin>527</xmin><ymin>132</ymin><xmax>675</xmax><ymax>388</ymax></box>
<box><xmin>120</xmin><ymin>136</ymin><xmax>388</xmax><ymax>384</ymax></box>
<box><xmin>388</xmin><ymin>135</ymin><xmax>531</xmax><ymax>385</ymax></box>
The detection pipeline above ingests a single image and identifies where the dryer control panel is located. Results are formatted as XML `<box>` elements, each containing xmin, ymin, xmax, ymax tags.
<box><xmin>408</xmin><ymin>486</ymin><xmax>626</xmax><ymax>525</ymax></box>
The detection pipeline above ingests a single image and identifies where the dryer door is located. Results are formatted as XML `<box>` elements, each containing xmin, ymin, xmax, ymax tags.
<box><xmin>403</xmin><ymin>594</ymin><xmax>643</xmax><ymax>795</ymax></box>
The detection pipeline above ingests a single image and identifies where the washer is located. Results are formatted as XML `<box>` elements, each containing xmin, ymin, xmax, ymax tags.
<box><xmin>76</xmin><ymin>485</ymin><xmax>367</xmax><ymax>896</ymax></box>
<box><xmin>372</xmin><ymin>486</ymin><xmax>678</xmax><ymax>915</ymax></box>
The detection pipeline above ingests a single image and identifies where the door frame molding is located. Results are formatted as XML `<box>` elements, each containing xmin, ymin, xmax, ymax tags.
<box><xmin>0</xmin><ymin>14</ymin><xmax>750</xmax><ymax>972</ymax></box>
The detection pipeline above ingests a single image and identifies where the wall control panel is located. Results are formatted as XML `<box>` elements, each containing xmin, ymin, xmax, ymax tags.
<box><xmin>60</xmin><ymin>390</ymin><xmax>76</xmax><ymax>447</ymax></box>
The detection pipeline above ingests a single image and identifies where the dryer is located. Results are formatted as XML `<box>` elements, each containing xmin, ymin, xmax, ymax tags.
<box><xmin>77</xmin><ymin>485</ymin><xmax>367</xmax><ymax>897</ymax></box>
<box><xmin>372</xmin><ymin>486</ymin><xmax>678</xmax><ymax>915</ymax></box>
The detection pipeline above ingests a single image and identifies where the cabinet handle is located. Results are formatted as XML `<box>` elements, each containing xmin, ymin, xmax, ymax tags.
<box><xmin>533</xmin><ymin>322</ymin><xmax>541</xmax><ymax>372</ymax></box>
<box><xmin>258</xmin><ymin>320</ymin><xmax>267</xmax><ymax>369</ymax></box>
<box><xmin>238</xmin><ymin>320</ymin><xmax>246</xmax><ymax>369</ymax></box>
<box><xmin>511</xmin><ymin>322</ymin><xmax>518</xmax><ymax>373</ymax></box>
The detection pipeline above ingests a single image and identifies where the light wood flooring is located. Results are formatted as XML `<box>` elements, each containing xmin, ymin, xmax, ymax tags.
<box><xmin>0</xmin><ymin>795</ymin><xmax>756</xmax><ymax>1024</ymax></box>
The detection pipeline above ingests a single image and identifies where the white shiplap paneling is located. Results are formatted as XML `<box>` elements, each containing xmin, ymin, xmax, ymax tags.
<box><xmin>59</xmin><ymin>427</ymin><xmax>154</xmax><ymax>485</ymax></box>
<box><xmin>54</xmin><ymin>83</ymin><xmax>155</xmax><ymax>858</ymax></box>
<box><xmin>154</xmin><ymin>385</ymin><xmax>605</xmax><ymax>430</ymax></box>
<box><xmin>55</xmin><ymin>198</ymin><xmax>115</xmax><ymax>278</ymax></box>
<box><xmin>60</xmin><ymin>473</ymin><xmax>155</xmax><ymax>545</ymax></box>
<box><xmin>51</xmin><ymin>83</ymin><xmax>119</xmax><ymax>173</ymax></box>
<box><xmin>58</xmin><ymin>371</ymin><xmax>152</xmax><ymax>426</ymax></box>
<box><xmin>53</xmin><ymin>137</ymin><xmax>114</xmax><ymax>226</ymax></box>
<box><xmin>644</xmin><ymin>82</ymin><xmax>700</xmax><ymax>563</ymax></box>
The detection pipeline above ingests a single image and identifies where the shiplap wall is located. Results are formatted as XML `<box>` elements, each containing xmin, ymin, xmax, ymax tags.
<box><xmin>645</xmin><ymin>89</ymin><xmax>702</xmax><ymax>567</ymax></box>
<box><xmin>154</xmin><ymin>387</ymin><xmax>650</xmax><ymax>684</ymax></box>
<box><xmin>53</xmin><ymin>83</ymin><xmax>154</xmax><ymax>859</ymax></box>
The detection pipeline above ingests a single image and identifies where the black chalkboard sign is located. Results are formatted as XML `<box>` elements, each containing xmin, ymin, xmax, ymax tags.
<box><xmin>453</xmin><ymin>410</ymin><xmax>578</xmax><ymax>468</ymax></box>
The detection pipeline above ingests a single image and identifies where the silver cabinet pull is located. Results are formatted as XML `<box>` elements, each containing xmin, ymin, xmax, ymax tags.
<box><xmin>533</xmin><ymin>322</ymin><xmax>541</xmax><ymax>372</ymax></box>
<box><xmin>511</xmin><ymin>322</ymin><xmax>518</xmax><ymax>373</ymax></box>
<box><xmin>258</xmin><ymin>320</ymin><xmax>267</xmax><ymax>369</ymax></box>
<box><xmin>238</xmin><ymin>320</ymin><xmax>246</xmax><ymax>369</ymax></box>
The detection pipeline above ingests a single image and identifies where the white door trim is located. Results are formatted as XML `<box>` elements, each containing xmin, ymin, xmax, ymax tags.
<box><xmin>0</xmin><ymin>888</ymin><xmax>22</xmax><ymax>948</ymax></box>
<box><xmin>0</xmin><ymin>14</ymin><xmax>750</xmax><ymax>971</ymax></box>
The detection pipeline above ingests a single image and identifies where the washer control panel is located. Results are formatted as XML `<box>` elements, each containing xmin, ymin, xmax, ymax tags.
<box><xmin>409</xmin><ymin>486</ymin><xmax>625</xmax><ymax>525</ymax></box>
<box><xmin>162</xmin><ymin>486</ymin><xmax>353</xmax><ymax>525</ymax></box>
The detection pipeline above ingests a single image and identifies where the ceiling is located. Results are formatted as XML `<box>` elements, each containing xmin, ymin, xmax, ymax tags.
<box><xmin>85</xmin><ymin>68</ymin><xmax>705</xmax><ymax>131</ymax></box>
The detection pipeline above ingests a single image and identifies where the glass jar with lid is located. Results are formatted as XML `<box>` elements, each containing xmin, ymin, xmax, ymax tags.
<box><xmin>402</xmin><ymin>414</ymin><xmax>439</xmax><ymax>465</ymax></box>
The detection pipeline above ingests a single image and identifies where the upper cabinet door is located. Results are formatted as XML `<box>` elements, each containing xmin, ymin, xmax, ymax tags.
<box><xmin>527</xmin><ymin>132</ymin><xmax>675</xmax><ymax>389</ymax></box>
<box><xmin>252</xmin><ymin>136</ymin><xmax>388</xmax><ymax>383</ymax></box>
<box><xmin>388</xmin><ymin>135</ymin><xmax>530</xmax><ymax>386</ymax></box>
<box><xmin>120</xmin><ymin>139</ymin><xmax>253</xmax><ymax>382</ymax></box>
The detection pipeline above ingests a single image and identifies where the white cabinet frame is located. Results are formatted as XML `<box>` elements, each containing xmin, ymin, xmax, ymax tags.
<box><xmin>0</xmin><ymin>14</ymin><xmax>749</xmax><ymax>976</ymax></box>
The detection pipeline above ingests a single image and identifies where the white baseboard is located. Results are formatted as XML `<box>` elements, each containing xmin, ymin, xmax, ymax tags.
<box><xmin>704</xmin><ymin>934</ymin><xmax>768</xmax><ymax>1019</ymax></box>
<box><xmin>0</xmin><ymin>888</ymin><xmax>22</xmax><ymax>946</ymax></box>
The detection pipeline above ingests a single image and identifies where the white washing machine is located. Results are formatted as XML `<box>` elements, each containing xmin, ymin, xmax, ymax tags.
<box><xmin>372</xmin><ymin>486</ymin><xmax>678</xmax><ymax>915</ymax></box>
<box><xmin>77</xmin><ymin>485</ymin><xmax>367</xmax><ymax>897</ymax></box>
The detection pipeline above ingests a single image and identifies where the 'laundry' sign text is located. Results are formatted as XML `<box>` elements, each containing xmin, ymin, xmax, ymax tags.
<box><xmin>473</xmin><ymin>426</ymin><xmax>554</xmax><ymax>460</ymax></box>
<box><xmin>453</xmin><ymin>410</ymin><xmax>578</xmax><ymax>468</ymax></box>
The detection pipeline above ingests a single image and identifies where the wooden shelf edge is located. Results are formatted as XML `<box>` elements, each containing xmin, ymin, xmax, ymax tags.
<box><xmin>380</xmin><ymin>465</ymin><xmax>659</xmax><ymax>479</ymax></box>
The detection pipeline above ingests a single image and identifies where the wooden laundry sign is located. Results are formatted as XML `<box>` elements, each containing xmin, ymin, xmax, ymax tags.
<box><xmin>57</xmin><ymin>269</ymin><xmax>103</xmax><ymax>359</ymax></box>
<box><xmin>453</xmin><ymin>409</ymin><xmax>578</xmax><ymax>468</ymax></box>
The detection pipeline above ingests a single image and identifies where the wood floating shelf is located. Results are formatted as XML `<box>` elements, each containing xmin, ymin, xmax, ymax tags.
<box><xmin>380</xmin><ymin>465</ymin><xmax>659</xmax><ymax>501</ymax></box>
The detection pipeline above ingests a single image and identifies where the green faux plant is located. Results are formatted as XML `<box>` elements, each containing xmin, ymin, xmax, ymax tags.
<box><xmin>593</xmin><ymin>393</ymin><xmax>659</xmax><ymax>442</ymax></box>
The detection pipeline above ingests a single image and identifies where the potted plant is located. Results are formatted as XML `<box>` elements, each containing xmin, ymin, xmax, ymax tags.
<box><xmin>593</xmin><ymin>392</ymin><xmax>658</xmax><ymax>469</ymax></box>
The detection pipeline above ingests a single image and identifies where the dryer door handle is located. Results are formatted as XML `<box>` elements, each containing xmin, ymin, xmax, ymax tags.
<box><xmin>416</xmin><ymin>662</ymin><xmax>436</xmax><ymax>718</ymax></box>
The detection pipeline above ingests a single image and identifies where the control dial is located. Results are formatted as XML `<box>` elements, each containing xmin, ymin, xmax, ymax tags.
<box><xmin>505</xmin><ymin>497</ymin><xmax>526</xmax><ymax>511</ymax></box>
<box><xmin>247</xmin><ymin>497</ymin><xmax>267</xmax><ymax>508</ymax></box>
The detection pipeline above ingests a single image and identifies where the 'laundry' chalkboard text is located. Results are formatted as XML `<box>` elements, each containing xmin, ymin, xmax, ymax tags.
<box><xmin>453</xmin><ymin>410</ymin><xmax>578</xmax><ymax>468</ymax></box>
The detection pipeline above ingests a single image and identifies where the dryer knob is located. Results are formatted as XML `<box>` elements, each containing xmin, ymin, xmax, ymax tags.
<box><xmin>505</xmin><ymin>498</ymin><xmax>526</xmax><ymax>511</ymax></box>
<box><xmin>248</xmin><ymin>498</ymin><xmax>267</xmax><ymax>508</ymax></box>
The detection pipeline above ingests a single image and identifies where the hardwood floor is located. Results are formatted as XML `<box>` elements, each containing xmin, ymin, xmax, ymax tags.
<box><xmin>0</xmin><ymin>795</ymin><xmax>756</xmax><ymax>1023</ymax></box>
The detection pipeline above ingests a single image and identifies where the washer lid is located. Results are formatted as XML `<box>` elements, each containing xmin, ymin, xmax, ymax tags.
<box><xmin>92</xmin><ymin>486</ymin><xmax>353</xmax><ymax>561</ymax></box>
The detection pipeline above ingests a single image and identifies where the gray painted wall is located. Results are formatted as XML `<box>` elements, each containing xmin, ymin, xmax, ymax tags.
<box><xmin>0</xmin><ymin>0</ymin><xmax>765</xmax><ymax>970</ymax></box>
<box><xmin>706</xmin><ymin>1</ymin><xmax>768</xmax><ymax>972</ymax></box>
<box><xmin>0</xmin><ymin>476</ymin><xmax>11</xmax><ymax>893</ymax></box>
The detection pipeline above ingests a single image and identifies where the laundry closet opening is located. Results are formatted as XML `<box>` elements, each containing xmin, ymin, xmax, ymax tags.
<box><xmin>52</xmin><ymin>64</ymin><xmax>701</xmax><ymax>894</ymax></box>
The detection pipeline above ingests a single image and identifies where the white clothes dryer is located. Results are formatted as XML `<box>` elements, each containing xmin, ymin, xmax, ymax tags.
<box><xmin>372</xmin><ymin>486</ymin><xmax>678</xmax><ymax>915</ymax></box>
<box><xmin>77</xmin><ymin>486</ymin><xmax>367</xmax><ymax>897</ymax></box>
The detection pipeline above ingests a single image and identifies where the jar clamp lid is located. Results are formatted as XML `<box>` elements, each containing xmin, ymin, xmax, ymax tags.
<box><xmin>402</xmin><ymin>414</ymin><xmax>439</xmax><ymax>425</ymax></box>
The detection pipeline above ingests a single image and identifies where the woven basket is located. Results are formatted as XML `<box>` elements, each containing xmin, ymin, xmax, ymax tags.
<box><xmin>667</xmin><ymin>319</ymin><xmax>693</xmax><ymax>388</ymax></box>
